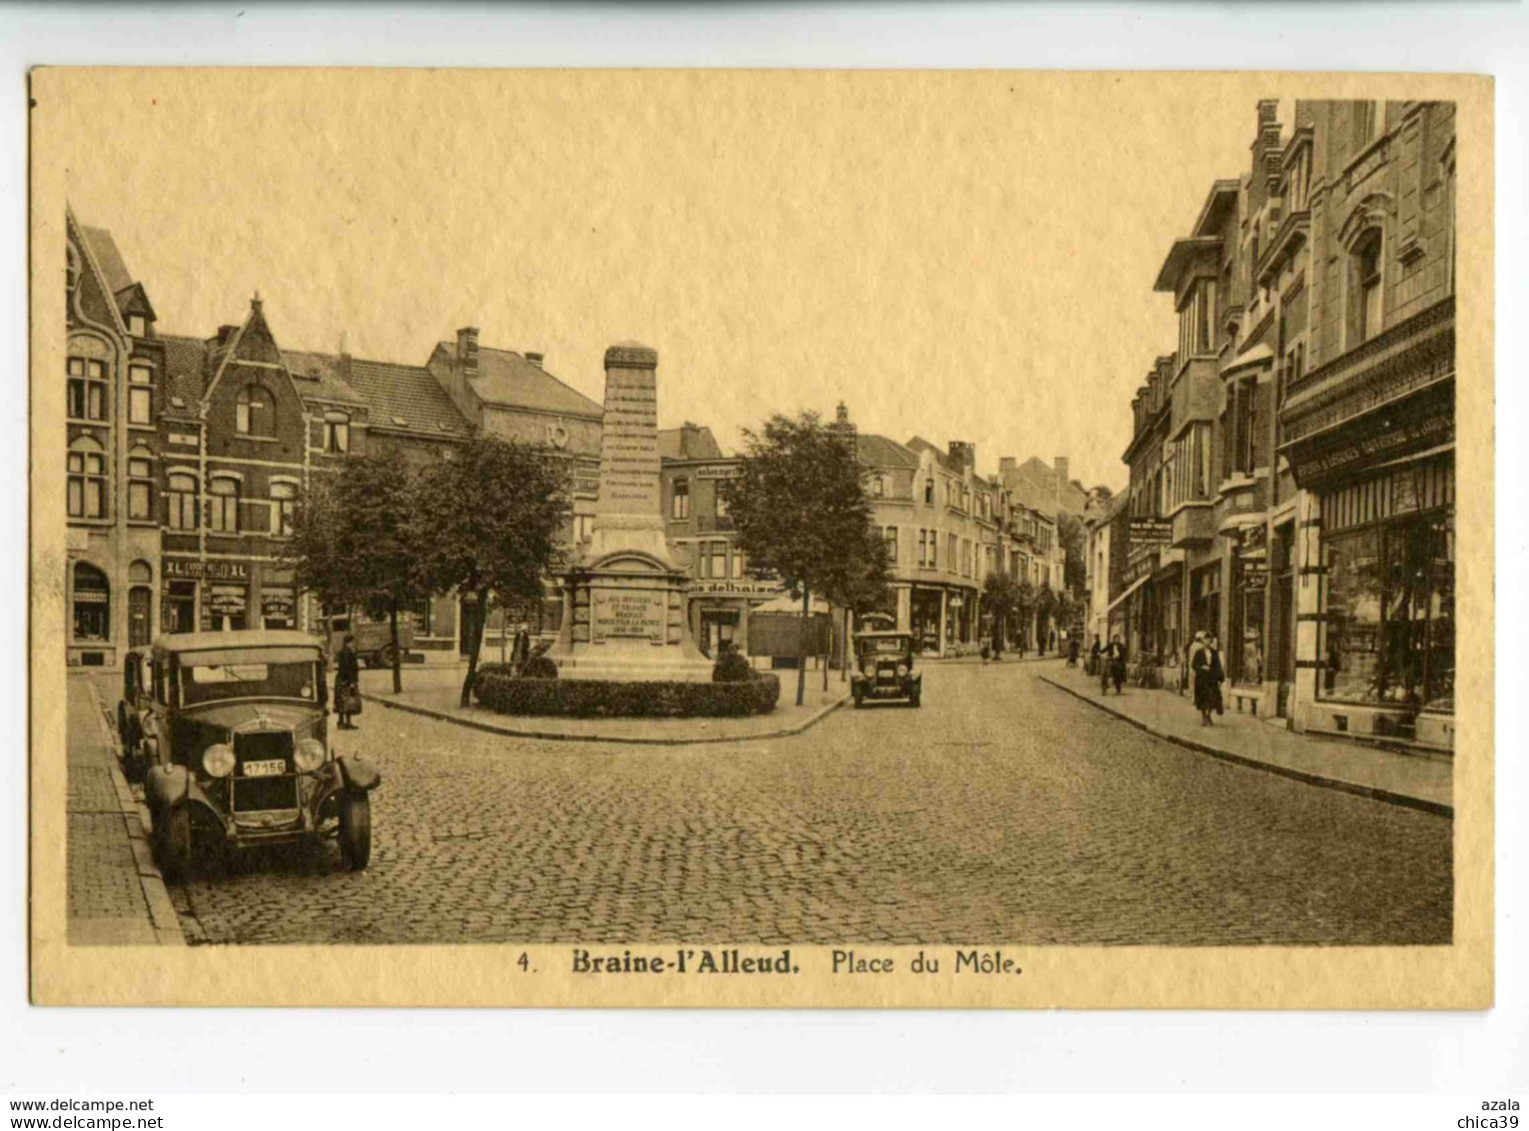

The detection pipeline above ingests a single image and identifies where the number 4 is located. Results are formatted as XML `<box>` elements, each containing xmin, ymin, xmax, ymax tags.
<box><xmin>518</xmin><ymin>952</ymin><xmax>530</xmax><ymax>972</ymax></box>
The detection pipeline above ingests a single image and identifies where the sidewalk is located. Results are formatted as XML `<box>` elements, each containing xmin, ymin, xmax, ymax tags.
<box><xmin>357</xmin><ymin>664</ymin><xmax>851</xmax><ymax>746</ymax></box>
<box><xmin>1039</xmin><ymin>667</ymin><xmax>1452</xmax><ymax>818</ymax></box>
<box><xmin>66</xmin><ymin>677</ymin><xmax>183</xmax><ymax>945</ymax></box>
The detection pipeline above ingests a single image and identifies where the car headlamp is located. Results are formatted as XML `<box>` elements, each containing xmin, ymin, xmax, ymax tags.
<box><xmin>896</xmin><ymin>663</ymin><xmax>909</xmax><ymax>677</ymax></box>
<box><xmin>294</xmin><ymin>737</ymin><xmax>326</xmax><ymax>773</ymax></box>
<box><xmin>202</xmin><ymin>743</ymin><xmax>236</xmax><ymax>779</ymax></box>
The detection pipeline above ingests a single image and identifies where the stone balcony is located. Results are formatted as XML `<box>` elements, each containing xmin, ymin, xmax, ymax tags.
<box><xmin>1169</xmin><ymin>501</ymin><xmax>1216</xmax><ymax>549</ymax></box>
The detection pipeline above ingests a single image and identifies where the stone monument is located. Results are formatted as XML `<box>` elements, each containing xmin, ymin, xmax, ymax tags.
<box><xmin>549</xmin><ymin>342</ymin><xmax>714</xmax><ymax>682</ymax></box>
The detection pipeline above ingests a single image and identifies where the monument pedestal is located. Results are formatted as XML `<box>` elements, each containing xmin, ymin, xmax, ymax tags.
<box><xmin>549</xmin><ymin>342</ymin><xmax>714</xmax><ymax>684</ymax></box>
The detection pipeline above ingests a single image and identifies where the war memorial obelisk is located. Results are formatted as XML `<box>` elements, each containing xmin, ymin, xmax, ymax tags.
<box><xmin>550</xmin><ymin>342</ymin><xmax>713</xmax><ymax>682</ymax></box>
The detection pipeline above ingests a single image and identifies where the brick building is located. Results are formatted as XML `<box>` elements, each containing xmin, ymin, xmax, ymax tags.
<box><xmin>64</xmin><ymin>211</ymin><xmax>165</xmax><ymax>667</ymax></box>
<box><xmin>1095</xmin><ymin>99</ymin><xmax>1456</xmax><ymax>750</ymax></box>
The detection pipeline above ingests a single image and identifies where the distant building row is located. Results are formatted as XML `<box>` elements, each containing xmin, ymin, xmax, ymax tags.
<box><xmin>64</xmin><ymin>208</ymin><xmax>1079</xmax><ymax>670</ymax></box>
<box><xmin>1085</xmin><ymin>99</ymin><xmax>1456</xmax><ymax>749</ymax></box>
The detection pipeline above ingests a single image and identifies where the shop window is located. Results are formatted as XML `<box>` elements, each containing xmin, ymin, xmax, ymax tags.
<box><xmin>1320</xmin><ymin>460</ymin><xmax>1454</xmax><ymax>711</ymax></box>
<box><xmin>67</xmin><ymin>440</ymin><xmax>108</xmax><ymax>519</ymax></box>
<box><xmin>127</xmin><ymin>454</ymin><xmax>154</xmax><ymax>520</ymax></box>
<box><xmin>208</xmin><ymin>476</ymin><xmax>240</xmax><ymax>533</ymax></box>
<box><xmin>270</xmin><ymin>480</ymin><xmax>298</xmax><ymax>536</ymax></box>
<box><xmin>128</xmin><ymin>364</ymin><xmax>154</xmax><ymax>425</ymax></box>
<box><xmin>72</xmin><ymin>562</ymin><xmax>110</xmax><ymax>641</ymax></box>
<box><xmin>322</xmin><ymin>411</ymin><xmax>350</xmax><ymax>453</ymax></box>
<box><xmin>671</xmin><ymin>478</ymin><xmax>690</xmax><ymax>520</ymax></box>
<box><xmin>67</xmin><ymin>357</ymin><xmax>109</xmax><ymax>422</ymax></box>
<box><xmin>167</xmin><ymin>472</ymin><xmax>199</xmax><ymax>530</ymax></box>
<box><xmin>236</xmin><ymin>384</ymin><xmax>276</xmax><ymax>437</ymax></box>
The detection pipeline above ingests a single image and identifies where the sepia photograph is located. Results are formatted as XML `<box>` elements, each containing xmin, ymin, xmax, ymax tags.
<box><xmin>29</xmin><ymin>67</ymin><xmax>1492</xmax><ymax>1009</ymax></box>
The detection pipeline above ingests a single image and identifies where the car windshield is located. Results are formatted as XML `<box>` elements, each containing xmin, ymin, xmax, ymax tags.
<box><xmin>862</xmin><ymin>637</ymin><xmax>910</xmax><ymax>654</ymax></box>
<box><xmin>182</xmin><ymin>661</ymin><xmax>319</xmax><ymax>706</ymax></box>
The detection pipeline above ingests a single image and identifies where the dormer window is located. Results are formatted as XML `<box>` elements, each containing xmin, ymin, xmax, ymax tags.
<box><xmin>236</xmin><ymin>384</ymin><xmax>276</xmax><ymax>437</ymax></box>
<box><xmin>128</xmin><ymin>314</ymin><xmax>148</xmax><ymax>338</ymax></box>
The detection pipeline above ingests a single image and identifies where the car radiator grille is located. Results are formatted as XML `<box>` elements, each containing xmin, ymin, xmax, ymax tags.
<box><xmin>234</xmin><ymin>732</ymin><xmax>297</xmax><ymax>812</ymax></box>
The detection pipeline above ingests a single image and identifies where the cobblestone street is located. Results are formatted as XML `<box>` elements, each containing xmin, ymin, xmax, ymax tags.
<box><xmin>139</xmin><ymin>661</ymin><xmax>1453</xmax><ymax>947</ymax></box>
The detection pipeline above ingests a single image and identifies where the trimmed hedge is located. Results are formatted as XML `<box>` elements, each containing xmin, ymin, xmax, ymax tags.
<box><xmin>711</xmin><ymin>649</ymin><xmax>753</xmax><ymax>683</ymax></box>
<box><xmin>474</xmin><ymin>670</ymin><xmax>781</xmax><ymax>718</ymax></box>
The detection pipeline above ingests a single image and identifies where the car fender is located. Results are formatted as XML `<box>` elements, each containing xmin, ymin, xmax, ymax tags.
<box><xmin>145</xmin><ymin>763</ymin><xmax>190</xmax><ymax>810</ymax></box>
<box><xmin>337</xmin><ymin>755</ymin><xmax>382</xmax><ymax>792</ymax></box>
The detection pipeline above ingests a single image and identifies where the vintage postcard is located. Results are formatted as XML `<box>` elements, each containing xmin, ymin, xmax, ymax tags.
<box><xmin>29</xmin><ymin>68</ymin><xmax>1492</xmax><ymax>1008</ymax></box>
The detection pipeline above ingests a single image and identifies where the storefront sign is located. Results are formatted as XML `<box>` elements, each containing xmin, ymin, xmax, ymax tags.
<box><xmin>689</xmin><ymin>579</ymin><xmax>783</xmax><ymax>596</ymax></box>
<box><xmin>261</xmin><ymin>591</ymin><xmax>295</xmax><ymax>618</ymax></box>
<box><xmin>208</xmin><ymin>585</ymin><xmax>248</xmax><ymax>614</ymax></box>
<box><xmin>591</xmin><ymin>590</ymin><xmax>666</xmax><ymax>642</ymax></box>
<box><xmin>1241</xmin><ymin>562</ymin><xmax>1269</xmax><ymax>591</ymax></box>
<box><xmin>1289</xmin><ymin>407</ymin><xmax>1452</xmax><ymax>483</ymax></box>
<box><xmin>165</xmin><ymin>558</ymin><xmax>249</xmax><ymax>581</ymax></box>
<box><xmin>696</xmin><ymin>464</ymin><xmax>742</xmax><ymax>480</ymax></box>
<box><xmin>1122</xmin><ymin>555</ymin><xmax>1157</xmax><ymax>586</ymax></box>
<box><xmin>1129</xmin><ymin>518</ymin><xmax>1172</xmax><ymax>548</ymax></box>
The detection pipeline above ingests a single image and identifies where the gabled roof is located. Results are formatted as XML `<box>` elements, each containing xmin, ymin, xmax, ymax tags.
<box><xmin>343</xmin><ymin>357</ymin><xmax>468</xmax><ymax>435</ymax></box>
<box><xmin>904</xmin><ymin>435</ymin><xmax>951</xmax><ymax>469</ymax></box>
<box><xmin>856</xmin><ymin>433</ymin><xmax>920</xmax><ymax>471</ymax></box>
<box><xmin>77</xmin><ymin>225</ymin><xmax>134</xmax><ymax>295</ymax></box>
<box><xmin>433</xmin><ymin>342</ymin><xmax>603</xmax><ymax>418</ymax></box>
<box><xmin>659</xmin><ymin>424</ymin><xmax>724</xmax><ymax>461</ymax></box>
<box><xmin>159</xmin><ymin>334</ymin><xmax>209</xmax><ymax>413</ymax></box>
<box><xmin>282</xmin><ymin>348</ymin><xmax>368</xmax><ymax>408</ymax></box>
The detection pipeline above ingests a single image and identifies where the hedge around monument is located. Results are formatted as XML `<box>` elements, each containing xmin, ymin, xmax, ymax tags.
<box><xmin>473</xmin><ymin>669</ymin><xmax>781</xmax><ymax>718</ymax></box>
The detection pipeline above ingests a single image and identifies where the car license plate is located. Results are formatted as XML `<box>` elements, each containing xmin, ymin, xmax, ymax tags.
<box><xmin>242</xmin><ymin>759</ymin><xmax>286</xmax><ymax>777</ymax></box>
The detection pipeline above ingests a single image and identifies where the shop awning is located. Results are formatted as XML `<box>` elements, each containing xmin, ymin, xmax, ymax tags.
<box><xmin>1106</xmin><ymin>573</ymin><xmax>1151</xmax><ymax>615</ymax></box>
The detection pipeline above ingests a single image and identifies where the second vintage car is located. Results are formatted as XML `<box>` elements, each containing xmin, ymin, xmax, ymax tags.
<box><xmin>125</xmin><ymin>630</ymin><xmax>382</xmax><ymax>879</ymax></box>
<box><xmin>850</xmin><ymin>630</ymin><xmax>923</xmax><ymax>709</ymax></box>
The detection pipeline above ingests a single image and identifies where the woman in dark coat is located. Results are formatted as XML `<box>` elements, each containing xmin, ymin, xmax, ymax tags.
<box><xmin>336</xmin><ymin>635</ymin><xmax>361</xmax><ymax>730</ymax></box>
<box><xmin>1191</xmin><ymin>631</ymin><xmax>1226</xmax><ymax>725</ymax></box>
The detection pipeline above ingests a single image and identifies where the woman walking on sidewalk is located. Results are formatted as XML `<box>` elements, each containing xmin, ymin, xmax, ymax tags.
<box><xmin>1190</xmin><ymin>631</ymin><xmax>1225</xmax><ymax>725</ymax></box>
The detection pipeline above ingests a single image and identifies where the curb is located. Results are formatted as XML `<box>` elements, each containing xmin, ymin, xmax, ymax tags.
<box><xmin>1038</xmin><ymin>674</ymin><xmax>1453</xmax><ymax>819</ymax></box>
<box><xmin>85</xmin><ymin>683</ymin><xmax>186</xmax><ymax>945</ymax></box>
<box><xmin>361</xmin><ymin>689</ymin><xmax>853</xmax><ymax>747</ymax></box>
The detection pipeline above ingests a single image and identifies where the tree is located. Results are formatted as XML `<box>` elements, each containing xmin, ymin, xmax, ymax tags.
<box><xmin>723</xmin><ymin>411</ymin><xmax>874</xmax><ymax>707</ymax></box>
<box><xmin>411</xmin><ymin>434</ymin><xmax>572</xmax><ymax>707</ymax></box>
<box><xmin>981</xmin><ymin>570</ymin><xmax>1024</xmax><ymax>653</ymax></box>
<box><xmin>1057</xmin><ymin>511</ymin><xmax>1089</xmax><ymax>595</ymax></box>
<box><xmin>821</xmin><ymin>519</ymin><xmax>893</xmax><ymax>684</ymax></box>
<box><xmin>284</xmin><ymin>454</ymin><xmax>425</xmax><ymax>694</ymax></box>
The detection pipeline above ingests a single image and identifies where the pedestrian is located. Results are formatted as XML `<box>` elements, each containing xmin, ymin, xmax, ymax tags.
<box><xmin>1067</xmin><ymin>635</ymin><xmax>1080</xmax><ymax>668</ymax></box>
<box><xmin>1206</xmin><ymin>633</ymin><xmax>1226</xmax><ymax>722</ymax></box>
<box><xmin>510</xmin><ymin>622</ymin><xmax>531</xmax><ymax>672</ymax></box>
<box><xmin>980</xmin><ymin>638</ymin><xmax>991</xmax><ymax>665</ymax></box>
<box><xmin>1190</xmin><ymin>630</ymin><xmax>1217</xmax><ymax>726</ymax></box>
<box><xmin>335</xmin><ymin>634</ymin><xmax>361</xmax><ymax>730</ymax></box>
<box><xmin>1088</xmin><ymin>635</ymin><xmax>1102</xmax><ymax>677</ymax></box>
<box><xmin>1103</xmin><ymin>633</ymin><xmax>1127</xmax><ymax>695</ymax></box>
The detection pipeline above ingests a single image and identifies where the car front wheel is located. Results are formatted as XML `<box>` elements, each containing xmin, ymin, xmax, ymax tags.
<box><xmin>156</xmin><ymin>805</ymin><xmax>192</xmax><ymax>881</ymax></box>
<box><xmin>338</xmin><ymin>792</ymin><xmax>372</xmax><ymax>871</ymax></box>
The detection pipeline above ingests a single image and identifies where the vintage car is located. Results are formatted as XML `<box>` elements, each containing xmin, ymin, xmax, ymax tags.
<box><xmin>850</xmin><ymin>631</ymin><xmax>923</xmax><ymax>708</ymax></box>
<box><xmin>129</xmin><ymin>630</ymin><xmax>381</xmax><ymax>878</ymax></box>
<box><xmin>116</xmin><ymin>649</ymin><xmax>154</xmax><ymax>783</ymax></box>
<box><xmin>321</xmin><ymin>613</ymin><xmax>414</xmax><ymax>669</ymax></box>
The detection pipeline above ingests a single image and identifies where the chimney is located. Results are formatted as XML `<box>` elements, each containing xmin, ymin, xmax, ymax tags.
<box><xmin>1055</xmin><ymin>456</ymin><xmax>1069</xmax><ymax>485</ymax></box>
<box><xmin>948</xmin><ymin>441</ymin><xmax>974</xmax><ymax>474</ymax></box>
<box><xmin>525</xmin><ymin>351</ymin><xmax>544</xmax><ymax>369</ymax></box>
<box><xmin>999</xmin><ymin>456</ymin><xmax>1016</xmax><ymax>474</ymax></box>
<box><xmin>836</xmin><ymin>402</ymin><xmax>850</xmax><ymax>427</ymax></box>
<box><xmin>456</xmin><ymin>326</ymin><xmax>479</xmax><ymax>380</ymax></box>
